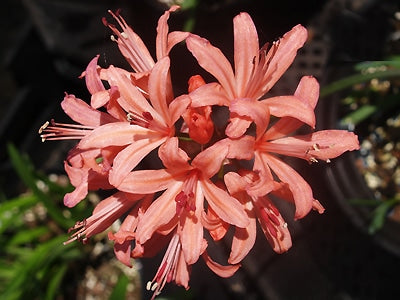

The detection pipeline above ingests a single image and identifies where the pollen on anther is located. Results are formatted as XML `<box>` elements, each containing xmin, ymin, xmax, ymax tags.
<box><xmin>39</xmin><ymin>121</ymin><xmax>49</xmax><ymax>134</ymax></box>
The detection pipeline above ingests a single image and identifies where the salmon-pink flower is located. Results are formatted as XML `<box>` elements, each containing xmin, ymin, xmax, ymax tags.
<box><xmin>145</xmin><ymin>232</ymin><xmax>191</xmax><ymax>300</ymax></box>
<box><xmin>117</xmin><ymin>137</ymin><xmax>251</xmax><ymax>264</ymax></box>
<box><xmin>77</xmin><ymin>56</ymin><xmax>189</xmax><ymax>187</ymax></box>
<box><xmin>39</xmin><ymin>7</ymin><xmax>362</xmax><ymax>299</ymax></box>
<box><xmin>250</xmin><ymin>76</ymin><xmax>360</xmax><ymax>219</ymax></box>
<box><xmin>185</xmin><ymin>12</ymin><xmax>313</xmax><ymax>138</ymax></box>
<box><xmin>64</xmin><ymin>191</ymin><xmax>146</xmax><ymax>244</ymax></box>
<box><xmin>224</xmin><ymin>170</ymin><xmax>292</xmax><ymax>262</ymax></box>
<box><xmin>39</xmin><ymin>90</ymin><xmax>123</xmax><ymax>207</ymax></box>
<box><xmin>102</xmin><ymin>6</ymin><xmax>188</xmax><ymax>92</ymax></box>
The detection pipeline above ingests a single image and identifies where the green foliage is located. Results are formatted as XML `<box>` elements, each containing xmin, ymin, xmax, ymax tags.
<box><xmin>321</xmin><ymin>57</ymin><xmax>400</xmax><ymax>234</ymax></box>
<box><xmin>0</xmin><ymin>144</ymin><xmax>135</xmax><ymax>299</ymax></box>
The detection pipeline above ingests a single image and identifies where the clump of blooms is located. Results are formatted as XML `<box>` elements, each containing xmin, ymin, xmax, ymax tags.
<box><xmin>39</xmin><ymin>6</ymin><xmax>359</xmax><ymax>299</ymax></box>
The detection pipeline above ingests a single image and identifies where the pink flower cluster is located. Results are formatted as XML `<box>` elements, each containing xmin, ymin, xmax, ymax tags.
<box><xmin>39</xmin><ymin>6</ymin><xmax>359</xmax><ymax>299</ymax></box>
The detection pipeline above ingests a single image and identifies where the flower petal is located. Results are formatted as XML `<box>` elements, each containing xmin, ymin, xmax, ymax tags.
<box><xmin>158</xmin><ymin>137</ymin><xmax>192</xmax><ymax>171</ymax></box>
<box><xmin>118</xmin><ymin>169</ymin><xmax>180</xmax><ymax>194</ymax></box>
<box><xmin>78</xmin><ymin>122</ymin><xmax>155</xmax><ymax>149</ymax></box>
<box><xmin>225</xmin><ymin>114</ymin><xmax>252</xmax><ymax>139</ymax></box>
<box><xmin>136</xmin><ymin>182</ymin><xmax>182</xmax><ymax>244</ymax></box>
<box><xmin>263</xmin><ymin>76</ymin><xmax>320</xmax><ymax>140</ymax></box>
<box><xmin>186</xmin><ymin>34</ymin><xmax>236</xmax><ymax>99</ymax></box>
<box><xmin>256</xmin><ymin>196</ymin><xmax>292</xmax><ymax>253</ymax></box>
<box><xmin>180</xmin><ymin>181</ymin><xmax>204</xmax><ymax>264</ymax></box>
<box><xmin>61</xmin><ymin>94</ymin><xmax>117</xmax><ymax>126</ymax></box>
<box><xmin>261</xmin><ymin>95</ymin><xmax>315</xmax><ymax>129</ymax></box>
<box><xmin>201</xmin><ymin>179</ymin><xmax>249</xmax><ymax>228</ymax></box>
<box><xmin>256</xmin><ymin>24</ymin><xmax>308</xmax><ymax>98</ymax></box>
<box><xmin>106</xmin><ymin>65</ymin><xmax>165</xmax><ymax>126</ymax></box>
<box><xmin>148</xmin><ymin>57</ymin><xmax>173</xmax><ymax>125</ymax></box>
<box><xmin>261</xmin><ymin>130</ymin><xmax>360</xmax><ymax>162</ymax></box>
<box><xmin>233</xmin><ymin>12</ymin><xmax>259</xmax><ymax>97</ymax></box>
<box><xmin>156</xmin><ymin>5</ymin><xmax>181</xmax><ymax>59</ymax></box>
<box><xmin>229</xmin><ymin>216</ymin><xmax>257</xmax><ymax>264</ymax></box>
<box><xmin>191</xmin><ymin>140</ymin><xmax>229</xmax><ymax>178</ymax></box>
<box><xmin>168</xmin><ymin>94</ymin><xmax>191</xmax><ymax>124</ymax></box>
<box><xmin>85</xmin><ymin>55</ymin><xmax>105</xmax><ymax>94</ymax></box>
<box><xmin>261</xmin><ymin>153</ymin><xmax>313</xmax><ymax>219</ymax></box>
<box><xmin>109</xmin><ymin>136</ymin><xmax>168</xmax><ymax>187</ymax></box>
<box><xmin>202</xmin><ymin>251</ymin><xmax>240</xmax><ymax>278</ymax></box>
<box><xmin>229</xmin><ymin>97</ymin><xmax>270</xmax><ymax>138</ymax></box>
<box><xmin>188</xmin><ymin>83</ymin><xmax>230</xmax><ymax>107</ymax></box>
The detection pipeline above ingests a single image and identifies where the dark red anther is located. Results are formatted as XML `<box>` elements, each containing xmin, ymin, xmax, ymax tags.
<box><xmin>268</xmin><ymin>203</ymin><xmax>280</xmax><ymax>216</ymax></box>
<box><xmin>142</xmin><ymin>111</ymin><xmax>153</xmax><ymax>121</ymax></box>
<box><xmin>175</xmin><ymin>191</ymin><xmax>186</xmax><ymax>204</ymax></box>
<box><xmin>102</xmin><ymin>17</ymin><xmax>109</xmax><ymax>26</ymax></box>
<box><xmin>115</xmin><ymin>8</ymin><xmax>122</xmax><ymax>17</ymax></box>
<box><xmin>265</xmin><ymin>221</ymin><xmax>278</xmax><ymax>238</ymax></box>
<box><xmin>267</xmin><ymin>211</ymin><xmax>281</xmax><ymax>226</ymax></box>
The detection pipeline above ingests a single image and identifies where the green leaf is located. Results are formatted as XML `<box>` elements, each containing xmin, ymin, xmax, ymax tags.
<box><xmin>339</xmin><ymin>104</ymin><xmax>377</xmax><ymax>126</ymax></box>
<box><xmin>1</xmin><ymin>235</ymin><xmax>79</xmax><ymax>299</ymax></box>
<box><xmin>7</xmin><ymin>143</ymin><xmax>73</xmax><ymax>229</ymax></box>
<box><xmin>44</xmin><ymin>263</ymin><xmax>68</xmax><ymax>300</ymax></box>
<box><xmin>109</xmin><ymin>273</ymin><xmax>129</xmax><ymax>300</ymax></box>
<box><xmin>0</xmin><ymin>195</ymin><xmax>38</xmax><ymax>235</ymax></box>
<box><xmin>8</xmin><ymin>226</ymin><xmax>50</xmax><ymax>246</ymax></box>
<box><xmin>320</xmin><ymin>68</ymin><xmax>400</xmax><ymax>97</ymax></box>
<box><xmin>368</xmin><ymin>199</ymin><xmax>400</xmax><ymax>234</ymax></box>
<box><xmin>355</xmin><ymin>60</ymin><xmax>400</xmax><ymax>71</ymax></box>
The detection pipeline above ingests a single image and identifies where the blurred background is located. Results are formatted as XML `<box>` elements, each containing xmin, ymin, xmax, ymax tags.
<box><xmin>1</xmin><ymin>0</ymin><xmax>400</xmax><ymax>299</ymax></box>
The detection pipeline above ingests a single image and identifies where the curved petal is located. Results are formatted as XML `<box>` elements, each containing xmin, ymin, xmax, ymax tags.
<box><xmin>148</xmin><ymin>57</ymin><xmax>173</xmax><ymax>125</ymax></box>
<box><xmin>175</xmin><ymin>248</ymin><xmax>191</xmax><ymax>289</ymax></box>
<box><xmin>201</xmin><ymin>179</ymin><xmax>249</xmax><ymax>228</ymax></box>
<box><xmin>91</xmin><ymin>90</ymin><xmax>110</xmax><ymax>109</ymax></box>
<box><xmin>166</xmin><ymin>31</ymin><xmax>190</xmax><ymax>54</ymax></box>
<box><xmin>168</xmin><ymin>94</ymin><xmax>191</xmax><ymax>124</ymax></box>
<box><xmin>191</xmin><ymin>140</ymin><xmax>229</xmax><ymax>178</ymax></box>
<box><xmin>158</xmin><ymin>137</ymin><xmax>191</xmax><ymax>171</ymax></box>
<box><xmin>233</xmin><ymin>12</ymin><xmax>259</xmax><ymax>97</ymax></box>
<box><xmin>186</xmin><ymin>34</ymin><xmax>236</xmax><ymax>99</ymax></box>
<box><xmin>256</xmin><ymin>196</ymin><xmax>292</xmax><ymax>253</ymax></box>
<box><xmin>118</xmin><ymin>168</ymin><xmax>181</xmax><ymax>194</ymax></box>
<box><xmin>78</xmin><ymin>122</ymin><xmax>155</xmax><ymax>149</ymax></box>
<box><xmin>256</xmin><ymin>24</ymin><xmax>308</xmax><ymax>98</ymax></box>
<box><xmin>180</xmin><ymin>181</ymin><xmax>204</xmax><ymax>264</ymax></box>
<box><xmin>202</xmin><ymin>251</ymin><xmax>240</xmax><ymax>278</ymax></box>
<box><xmin>85</xmin><ymin>55</ymin><xmax>105</xmax><ymax>95</ymax></box>
<box><xmin>136</xmin><ymin>182</ymin><xmax>182</xmax><ymax>244</ymax></box>
<box><xmin>109</xmin><ymin>136</ymin><xmax>167</xmax><ymax>187</ymax></box>
<box><xmin>188</xmin><ymin>83</ymin><xmax>230</xmax><ymax>107</ymax></box>
<box><xmin>63</xmin><ymin>181</ymin><xmax>88</xmax><ymax>208</ymax></box>
<box><xmin>229</xmin><ymin>97</ymin><xmax>270</xmax><ymax>138</ymax></box>
<box><xmin>61</xmin><ymin>94</ymin><xmax>117</xmax><ymax>126</ymax></box>
<box><xmin>261</xmin><ymin>95</ymin><xmax>315</xmax><ymax>128</ymax></box>
<box><xmin>156</xmin><ymin>5</ymin><xmax>179</xmax><ymax>59</ymax></box>
<box><xmin>229</xmin><ymin>215</ymin><xmax>257</xmax><ymax>264</ymax></box>
<box><xmin>262</xmin><ymin>153</ymin><xmax>314</xmax><ymax>219</ymax></box>
<box><xmin>225</xmin><ymin>114</ymin><xmax>252</xmax><ymax>138</ymax></box>
<box><xmin>261</xmin><ymin>130</ymin><xmax>360</xmax><ymax>162</ymax></box>
<box><xmin>263</xmin><ymin>76</ymin><xmax>320</xmax><ymax>140</ymax></box>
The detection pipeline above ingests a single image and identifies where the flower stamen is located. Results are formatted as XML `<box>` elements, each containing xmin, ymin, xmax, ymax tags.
<box><xmin>39</xmin><ymin>119</ymin><xmax>94</xmax><ymax>142</ymax></box>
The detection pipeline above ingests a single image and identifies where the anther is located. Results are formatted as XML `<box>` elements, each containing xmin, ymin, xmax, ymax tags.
<box><xmin>39</xmin><ymin>121</ymin><xmax>49</xmax><ymax>134</ymax></box>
